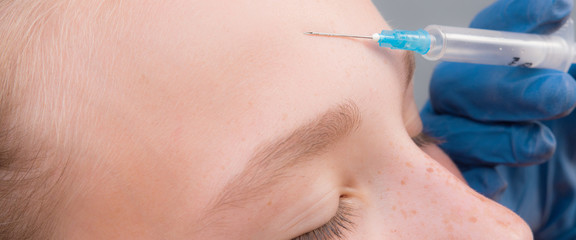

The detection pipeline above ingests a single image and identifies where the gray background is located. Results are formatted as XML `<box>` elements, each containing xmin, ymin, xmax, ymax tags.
<box><xmin>372</xmin><ymin>0</ymin><xmax>575</xmax><ymax>108</ymax></box>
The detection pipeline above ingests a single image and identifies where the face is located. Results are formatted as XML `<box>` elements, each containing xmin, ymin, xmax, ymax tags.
<box><xmin>54</xmin><ymin>0</ymin><xmax>532</xmax><ymax>239</ymax></box>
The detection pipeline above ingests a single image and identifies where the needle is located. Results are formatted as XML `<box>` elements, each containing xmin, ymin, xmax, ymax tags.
<box><xmin>304</xmin><ymin>32</ymin><xmax>375</xmax><ymax>40</ymax></box>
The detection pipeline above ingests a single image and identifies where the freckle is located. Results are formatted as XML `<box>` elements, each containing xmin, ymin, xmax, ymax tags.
<box><xmin>469</xmin><ymin>217</ymin><xmax>478</xmax><ymax>223</ymax></box>
<box><xmin>401</xmin><ymin>180</ymin><xmax>406</xmax><ymax>185</ymax></box>
<box><xmin>405</xmin><ymin>162</ymin><xmax>414</xmax><ymax>168</ymax></box>
<box><xmin>378</xmin><ymin>170</ymin><xmax>382</xmax><ymax>175</ymax></box>
<box><xmin>427</xmin><ymin>168</ymin><xmax>434</xmax><ymax>173</ymax></box>
<box><xmin>392</xmin><ymin>205</ymin><xmax>397</xmax><ymax>211</ymax></box>
<box><xmin>267</xmin><ymin>201</ymin><xmax>272</xmax><ymax>206</ymax></box>
<box><xmin>411</xmin><ymin>210</ymin><xmax>418</xmax><ymax>215</ymax></box>
<box><xmin>401</xmin><ymin>210</ymin><xmax>408</xmax><ymax>219</ymax></box>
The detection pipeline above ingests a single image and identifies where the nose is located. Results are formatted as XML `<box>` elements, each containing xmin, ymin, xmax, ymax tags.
<box><xmin>357</xmin><ymin>144</ymin><xmax>533</xmax><ymax>239</ymax></box>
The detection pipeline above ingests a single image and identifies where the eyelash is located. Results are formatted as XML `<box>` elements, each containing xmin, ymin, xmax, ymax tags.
<box><xmin>291</xmin><ymin>199</ymin><xmax>355</xmax><ymax>240</ymax></box>
<box><xmin>412</xmin><ymin>132</ymin><xmax>443</xmax><ymax>148</ymax></box>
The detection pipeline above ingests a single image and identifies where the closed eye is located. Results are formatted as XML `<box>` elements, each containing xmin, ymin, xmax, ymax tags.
<box><xmin>291</xmin><ymin>198</ymin><xmax>355</xmax><ymax>240</ymax></box>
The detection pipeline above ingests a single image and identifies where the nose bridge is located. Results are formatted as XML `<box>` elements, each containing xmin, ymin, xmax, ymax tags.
<box><xmin>360</xmin><ymin>149</ymin><xmax>533</xmax><ymax>239</ymax></box>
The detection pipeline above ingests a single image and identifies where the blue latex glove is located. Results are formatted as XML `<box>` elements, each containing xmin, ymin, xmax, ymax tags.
<box><xmin>420</xmin><ymin>0</ymin><xmax>576</xmax><ymax>238</ymax></box>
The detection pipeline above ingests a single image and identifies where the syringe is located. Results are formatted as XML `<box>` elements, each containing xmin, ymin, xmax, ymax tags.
<box><xmin>306</xmin><ymin>19</ymin><xmax>576</xmax><ymax>72</ymax></box>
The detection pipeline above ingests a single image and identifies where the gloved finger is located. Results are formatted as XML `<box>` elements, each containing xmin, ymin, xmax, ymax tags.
<box><xmin>430</xmin><ymin>62</ymin><xmax>576</xmax><ymax>121</ymax></box>
<box><xmin>471</xmin><ymin>0</ymin><xmax>573</xmax><ymax>34</ymax></box>
<box><xmin>421</xmin><ymin>102</ymin><xmax>557</xmax><ymax>166</ymax></box>
<box><xmin>569</xmin><ymin>63</ymin><xmax>576</xmax><ymax>77</ymax></box>
<box><xmin>458</xmin><ymin>165</ymin><xmax>508</xmax><ymax>200</ymax></box>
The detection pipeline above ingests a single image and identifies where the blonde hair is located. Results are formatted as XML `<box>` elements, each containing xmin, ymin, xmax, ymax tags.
<box><xmin>0</xmin><ymin>1</ymin><xmax>122</xmax><ymax>238</ymax></box>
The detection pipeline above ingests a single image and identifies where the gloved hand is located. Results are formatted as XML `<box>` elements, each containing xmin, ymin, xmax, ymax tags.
<box><xmin>420</xmin><ymin>0</ymin><xmax>576</xmax><ymax>238</ymax></box>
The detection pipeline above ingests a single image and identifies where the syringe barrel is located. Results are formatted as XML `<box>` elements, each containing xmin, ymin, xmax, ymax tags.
<box><xmin>422</xmin><ymin>25</ymin><xmax>574</xmax><ymax>71</ymax></box>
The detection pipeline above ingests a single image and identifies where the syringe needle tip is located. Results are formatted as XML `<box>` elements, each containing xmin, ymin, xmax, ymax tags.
<box><xmin>304</xmin><ymin>32</ymin><xmax>327</xmax><ymax>36</ymax></box>
<box><xmin>304</xmin><ymin>31</ymin><xmax>374</xmax><ymax>39</ymax></box>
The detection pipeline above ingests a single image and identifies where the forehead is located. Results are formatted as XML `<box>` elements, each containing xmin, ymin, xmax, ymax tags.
<box><xmin>108</xmin><ymin>1</ymin><xmax>410</xmax><ymax>148</ymax></box>
<box><xmin>112</xmin><ymin>0</ymin><xmax>407</xmax><ymax>92</ymax></box>
<box><xmin>96</xmin><ymin>0</ymin><xmax>412</xmax><ymax>206</ymax></box>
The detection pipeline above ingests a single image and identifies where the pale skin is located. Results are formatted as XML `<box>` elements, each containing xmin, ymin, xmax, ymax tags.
<box><xmin>44</xmin><ymin>0</ymin><xmax>533</xmax><ymax>239</ymax></box>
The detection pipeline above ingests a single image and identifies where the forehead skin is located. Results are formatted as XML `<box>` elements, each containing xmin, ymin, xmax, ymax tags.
<box><xmin>60</xmin><ymin>0</ymin><xmax>407</xmax><ymax>235</ymax></box>
<box><xmin>52</xmin><ymin>0</ymin><xmax>530</xmax><ymax>239</ymax></box>
<box><xmin>115</xmin><ymin>0</ymin><xmax>410</xmax><ymax>199</ymax></box>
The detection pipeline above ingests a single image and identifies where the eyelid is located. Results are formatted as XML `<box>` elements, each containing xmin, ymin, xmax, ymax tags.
<box><xmin>412</xmin><ymin>132</ymin><xmax>444</xmax><ymax>147</ymax></box>
<box><xmin>291</xmin><ymin>198</ymin><xmax>355</xmax><ymax>240</ymax></box>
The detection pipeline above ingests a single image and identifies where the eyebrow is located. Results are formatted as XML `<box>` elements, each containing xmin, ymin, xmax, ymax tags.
<box><xmin>205</xmin><ymin>52</ymin><xmax>415</xmax><ymax>216</ymax></box>
<box><xmin>206</xmin><ymin>101</ymin><xmax>361</xmax><ymax>213</ymax></box>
